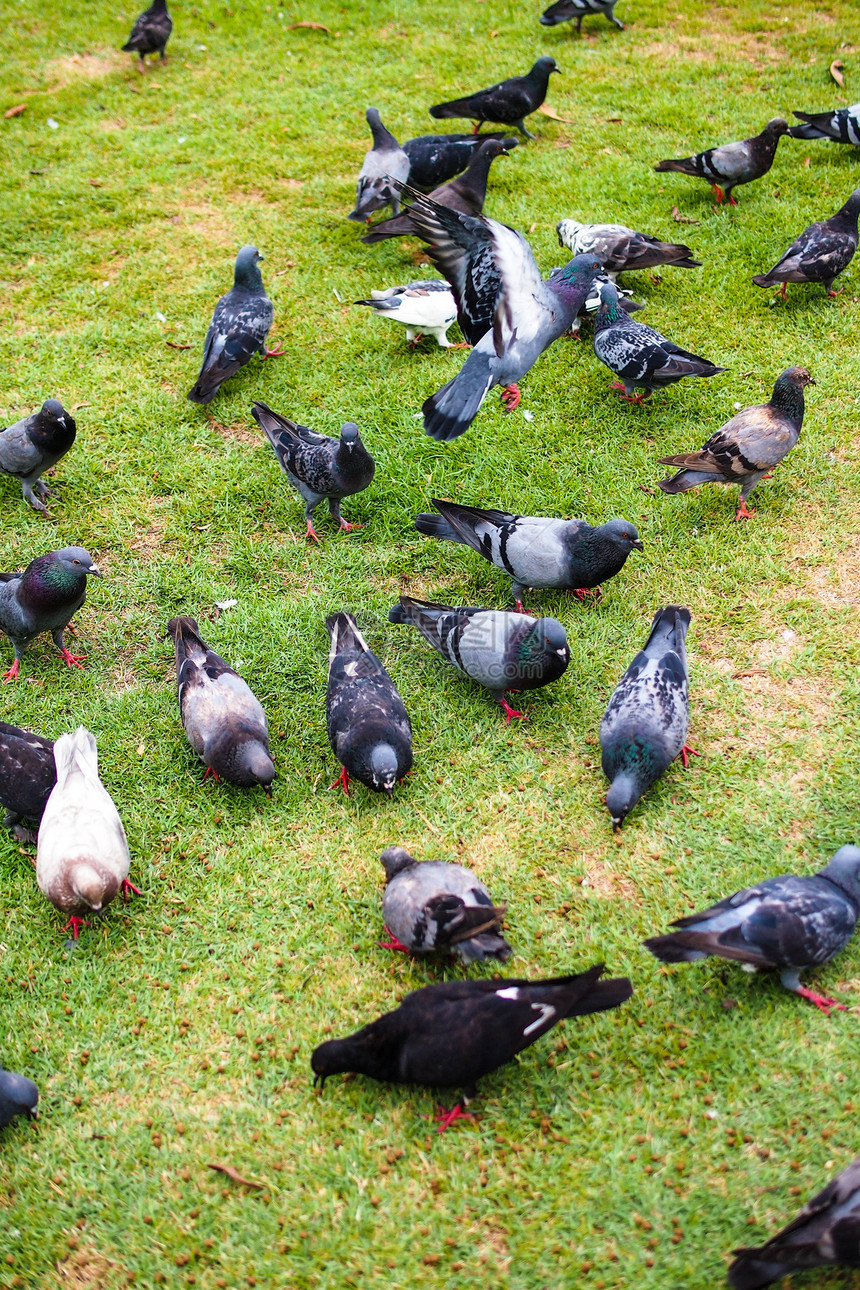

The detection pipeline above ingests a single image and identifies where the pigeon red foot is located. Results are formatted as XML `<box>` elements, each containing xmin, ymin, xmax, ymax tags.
<box><xmin>262</xmin><ymin>342</ymin><xmax>286</xmax><ymax>359</ymax></box>
<box><xmin>203</xmin><ymin>767</ymin><xmax>222</xmax><ymax>784</ymax></box>
<box><xmin>60</xmin><ymin>648</ymin><xmax>86</xmax><ymax>670</ymax></box>
<box><xmin>378</xmin><ymin>927</ymin><xmax>411</xmax><ymax>953</ymax></box>
<box><xmin>610</xmin><ymin>382</ymin><xmax>648</xmax><ymax>404</ymax></box>
<box><xmin>338</xmin><ymin>519</ymin><xmax>364</xmax><ymax>533</ymax></box>
<box><xmin>572</xmin><ymin>586</ymin><xmax>602</xmax><ymax>603</ymax></box>
<box><xmin>63</xmin><ymin>916</ymin><xmax>90</xmax><ymax>940</ymax></box>
<box><xmin>2</xmin><ymin>660</ymin><xmax>20</xmax><ymax>683</ymax></box>
<box><xmin>734</xmin><ymin>500</ymin><xmax>756</xmax><ymax>521</ymax></box>
<box><xmin>827</xmin><ymin>287</ymin><xmax>844</xmax><ymax>298</ymax></box>
<box><xmin>499</xmin><ymin>696</ymin><xmax>526</xmax><ymax>723</ymax></box>
<box><xmin>121</xmin><ymin>879</ymin><xmax>143</xmax><ymax>900</ymax></box>
<box><xmin>305</xmin><ymin>521</ymin><xmax>321</xmax><ymax>542</ymax></box>
<box><xmin>797</xmin><ymin>986</ymin><xmax>848</xmax><ymax>1015</ymax></box>
<box><xmin>331</xmin><ymin>766</ymin><xmax>350</xmax><ymax>794</ymax></box>
<box><xmin>500</xmin><ymin>383</ymin><xmax>521</xmax><ymax>412</ymax></box>
<box><xmin>432</xmin><ymin>1103</ymin><xmax>475</xmax><ymax>1132</ymax></box>
<box><xmin>679</xmin><ymin>743</ymin><xmax>700</xmax><ymax>769</ymax></box>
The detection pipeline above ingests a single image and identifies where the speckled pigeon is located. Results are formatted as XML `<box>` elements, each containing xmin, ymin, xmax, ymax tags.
<box><xmin>540</xmin><ymin>0</ymin><xmax>624</xmax><ymax>32</ymax></box>
<box><xmin>0</xmin><ymin>546</ymin><xmax>102</xmax><ymax>682</ymax></box>
<box><xmin>187</xmin><ymin>246</ymin><xmax>281</xmax><ymax>405</ymax></box>
<box><xmin>429</xmin><ymin>56</ymin><xmax>559</xmax><ymax>140</ymax></box>
<box><xmin>311</xmin><ymin>964</ymin><xmax>632</xmax><ymax>1130</ymax></box>
<box><xmin>0</xmin><ymin>1069</ymin><xmax>38</xmax><ymax>1129</ymax></box>
<box><xmin>0</xmin><ymin>400</ymin><xmax>76</xmax><ymax>514</ymax></box>
<box><xmin>789</xmin><ymin>104</ymin><xmax>860</xmax><ymax>146</ymax></box>
<box><xmin>0</xmin><ymin>721</ymin><xmax>55</xmax><ymax>843</ymax></box>
<box><xmin>354</xmin><ymin>280</ymin><xmax>459</xmax><ymax>348</ymax></box>
<box><xmin>556</xmin><ymin>219</ymin><xmax>701</xmax><ymax>279</ymax></box>
<box><xmin>403</xmin><ymin>132</ymin><xmax>509</xmax><ymax>190</ymax></box>
<box><xmin>348</xmin><ymin>108</ymin><xmax>410</xmax><ymax>223</ymax></box>
<box><xmin>379</xmin><ymin>845</ymin><xmax>511</xmax><ymax>960</ymax></box>
<box><xmin>122</xmin><ymin>0</ymin><xmax>171</xmax><ymax>71</ymax></box>
<box><xmin>753</xmin><ymin>189</ymin><xmax>860</xmax><ymax>298</ymax></box>
<box><xmin>645</xmin><ymin>846</ymin><xmax>860</xmax><ymax>1016</ymax></box>
<box><xmin>654</xmin><ymin>118</ymin><xmax>789</xmax><ymax>205</ymax></box>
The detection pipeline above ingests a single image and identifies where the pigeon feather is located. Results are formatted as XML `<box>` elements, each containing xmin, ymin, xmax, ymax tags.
<box><xmin>0</xmin><ymin>400</ymin><xmax>76</xmax><ymax>514</ymax></box>
<box><xmin>380</xmin><ymin>846</ymin><xmax>511</xmax><ymax>961</ymax></box>
<box><xmin>753</xmin><ymin>189</ymin><xmax>860</xmax><ymax>297</ymax></box>
<box><xmin>654</xmin><ymin>118</ymin><xmax>789</xmax><ymax>204</ymax></box>
<box><xmin>788</xmin><ymin>104</ymin><xmax>860</xmax><ymax>145</ymax></box>
<box><xmin>0</xmin><ymin>721</ymin><xmax>56</xmax><ymax>843</ymax></box>
<box><xmin>187</xmin><ymin>247</ymin><xmax>275</xmax><ymax>405</ymax></box>
<box><xmin>556</xmin><ymin>219</ymin><xmax>701</xmax><ymax>277</ymax></box>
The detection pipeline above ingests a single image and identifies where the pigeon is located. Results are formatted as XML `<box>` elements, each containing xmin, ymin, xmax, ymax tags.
<box><xmin>353</xmin><ymin>280</ymin><xmax>459</xmax><ymax>348</ymax></box>
<box><xmin>728</xmin><ymin>1154</ymin><xmax>860</xmax><ymax>1288</ymax></box>
<box><xmin>388</xmin><ymin>595</ymin><xmax>570</xmax><ymax>722</ymax></box>
<box><xmin>36</xmin><ymin>727</ymin><xmax>139</xmax><ymax>940</ymax></box>
<box><xmin>657</xmin><ymin>366</ymin><xmax>815</xmax><ymax>520</ymax></box>
<box><xmin>540</xmin><ymin>0</ymin><xmax>624</xmax><ymax>33</ymax></box>
<box><xmin>0</xmin><ymin>1069</ymin><xmax>38</xmax><ymax>1129</ymax></box>
<box><xmin>187</xmin><ymin>247</ymin><xmax>281</xmax><ymax>405</ymax></box>
<box><xmin>788</xmin><ymin>104</ymin><xmax>860</xmax><ymax>146</ymax></box>
<box><xmin>379</xmin><ymin>845</ymin><xmax>511</xmax><ymax>961</ymax></box>
<box><xmin>752</xmin><ymin>189</ymin><xmax>860</xmax><ymax>298</ymax></box>
<box><xmin>167</xmin><ymin>616</ymin><xmax>274</xmax><ymax>795</ymax></box>
<box><xmin>654</xmin><ymin>118</ymin><xmax>789</xmax><ymax>205</ymax></box>
<box><xmin>403</xmin><ymin>132</ymin><xmax>510</xmax><ymax>190</ymax></box>
<box><xmin>0</xmin><ymin>721</ymin><xmax>56</xmax><ymax>843</ymax></box>
<box><xmin>251</xmin><ymin>401</ymin><xmax>374</xmax><ymax>539</ymax></box>
<box><xmin>429</xmin><ymin>56</ymin><xmax>560</xmax><ymax>140</ymax></box>
<box><xmin>568</xmin><ymin>279</ymin><xmax>644</xmax><ymax>334</ymax></box>
<box><xmin>360</xmin><ymin>137</ymin><xmax>517</xmax><ymax>244</ymax></box>
<box><xmin>645</xmin><ymin>845</ymin><xmax>860</xmax><ymax>1016</ymax></box>
<box><xmin>121</xmin><ymin>0</ymin><xmax>172</xmax><ymax>72</ymax></box>
<box><xmin>556</xmin><ymin>219</ymin><xmax>702</xmax><ymax>279</ymax></box>
<box><xmin>348</xmin><ymin>108</ymin><xmax>410</xmax><ymax>223</ymax></box>
<box><xmin>0</xmin><ymin>400</ymin><xmax>76</xmax><ymax>515</ymax></box>
<box><xmin>592</xmin><ymin>282</ymin><xmax>725</xmax><ymax>402</ymax></box>
<box><xmin>311</xmin><ymin>964</ymin><xmax>632</xmax><ymax>1129</ymax></box>
<box><xmin>0</xmin><ymin>546</ymin><xmax>102</xmax><ymax>682</ymax></box>
<box><xmin>414</xmin><ymin>499</ymin><xmax>643</xmax><ymax>609</ymax></box>
<box><xmin>600</xmin><ymin>605</ymin><xmax>693</xmax><ymax>831</ymax></box>
<box><xmin>325</xmin><ymin>613</ymin><xmax>412</xmax><ymax>795</ymax></box>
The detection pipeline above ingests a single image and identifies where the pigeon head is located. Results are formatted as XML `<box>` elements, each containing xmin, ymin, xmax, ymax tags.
<box><xmin>69</xmin><ymin>861</ymin><xmax>113</xmax><ymax>914</ymax></box>
<box><xmin>840</xmin><ymin>188</ymin><xmax>860</xmax><ymax>221</ymax></box>
<box><xmin>380</xmin><ymin>846</ymin><xmax>417</xmax><ymax>881</ymax></box>
<box><xmin>340</xmin><ymin>422</ymin><xmax>361</xmax><ymax>454</ymax></box>
<box><xmin>233</xmin><ymin>245</ymin><xmax>265</xmax><ymax>291</ymax></box>
<box><xmin>52</xmin><ymin>547</ymin><xmax>103</xmax><ymax>579</ymax></box>
<box><xmin>40</xmin><ymin>399</ymin><xmax>68</xmax><ymax>424</ymax></box>
<box><xmin>231</xmin><ymin>740</ymin><xmax>276</xmax><ymax>795</ymax></box>
<box><xmin>0</xmin><ymin>1068</ymin><xmax>39</xmax><ymax>1125</ymax></box>
<box><xmin>369</xmin><ymin>743</ymin><xmax>400</xmax><ymax>793</ymax></box>
<box><xmin>311</xmin><ymin>1038</ymin><xmax>350</xmax><ymax>1088</ymax></box>
<box><xmin>821</xmin><ymin>845</ymin><xmax>860</xmax><ymax>903</ymax></box>
<box><xmin>762</xmin><ymin>117</ymin><xmax>790</xmax><ymax>138</ymax></box>
<box><xmin>605</xmin><ymin>773</ymin><xmax>641</xmax><ymax>831</ymax></box>
<box><xmin>600</xmin><ymin>519</ymin><xmax>644</xmax><ymax>552</ymax></box>
<box><xmin>598</xmin><ymin>281</ymin><xmax>622</xmax><ymax>312</ymax></box>
<box><xmin>532</xmin><ymin>56</ymin><xmax>560</xmax><ymax>76</ymax></box>
<box><xmin>779</xmin><ymin>366</ymin><xmax>816</xmax><ymax>390</ymax></box>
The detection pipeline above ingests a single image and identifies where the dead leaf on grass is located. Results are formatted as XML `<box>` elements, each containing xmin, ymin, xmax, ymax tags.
<box><xmin>166</xmin><ymin>341</ymin><xmax>191</xmax><ymax>350</ymax></box>
<box><xmin>5</xmin><ymin>104</ymin><xmax>27</xmax><ymax>118</ymax></box>
<box><xmin>288</xmin><ymin>21</ymin><xmax>333</xmax><ymax>34</ymax></box>
<box><xmin>671</xmin><ymin>206</ymin><xmax>700</xmax><ymax>225</ymax></box>
<box><xmin>208</xmin><ymin>1161</ymin><xmax>265</xmax><ymax>1188</ymax></box>
<box><xmin>537</xmin><ymin>104</ymin><xmax>575</xmax><ymax>123</ymax></box>
<box><xmin>830</xmin><ymin>59</ymin><xmax>845</xmax><ymax>87</ymax></box>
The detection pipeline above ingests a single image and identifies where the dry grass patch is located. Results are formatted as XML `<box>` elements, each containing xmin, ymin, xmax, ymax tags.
<box><xmin>46</xmin><ymin>1247</ymin><xmax>119</xmax><ymax>1290</ymax></box>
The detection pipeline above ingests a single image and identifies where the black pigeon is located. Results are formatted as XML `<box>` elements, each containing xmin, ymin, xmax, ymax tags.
<box><xmin>403</xmin><ymin>132</ymin><xmax>510</xmax><ymax>190</ymax></box>
<box><xmin>414</xmin><ymin>499</ymin><xmax>642</xmax><ymax>609</ymax></box>
<box><xmin>389</xmin><ymin>595</ymin><xmax>569</xmax><ymax>722</ymax></box>
<box><xmin>379</xmin><ymin>845</ymin><xmax>511</xmax><ymax>961</ymax></box>
<box><xmin>122</xmin><ymin>0</ymin><xmax>172</xmax><ymax>71</ymax></box>
<box><xmin>168</xmin><ymin>616</ymin><xmax>275</xmax><ymax>794</ymax></box>
<box><xmin>325</xmin><ymin>613</ymin><xmax>412</xmax><ymax>796</ymax></box>
<box><xmin>753</xmin><ymin>189</ymin><xmax>860</xmax><ymax>298</ymax></box>
<box><xmin>361</xmin><ymin>137</ymin><xmax>517</xmax><ymax>245</ymax></box>
<box><xmin>729</xmin><ymin>1154</ymin><xmax>860</xmax><ymax>1288</ymax></box>
<box><xmin>429</xmin><ymin>56</ymin><xmax>560</xmax><ymax>140</ymax></box>
<box><xmin>556</xmin><ymin>219</ymin><xmax>701</xmax><ymax>277</ymax></box>
<box><xmin>645</xmin><ymin>845</ymin><xmax>860</xmax><ymax>1016</ymax></box>
<box><xmin>600</xmin><ymin>606</ymin><xmax>693</xmax><ymax>830</ymax></box>
<box><xmin>0</xmin><ymin>721</ymin><xmax>55</xmax><ymax>843</ymax></box>
<box><xmin>0</xmin><ymin>546</ymin><xmax>102</xmax><ymax>683</ymax></box>
<box><xmin>593</xmin><ymin>282</ymin><xmax>725</xmax><ymax>401</ymax></box>
<box><xmin>0</xmin><ymin>400</ymin><xmax>76</xmax><ymax>515</ymax></box>
<box><xmin>654</xmin><ymin>118</ymin><xmax>789</xmax><ymax>205</ymax></box>
<box><xmin>348</xmin><ymin>108</ymin><xmax>410</xmax><ymax>223</ymax></box>
<box><xmin>311</xmin><ymin>964</ymin><xmax>632</xmax><ymax>1129</ymax></box>
<box><xmin>540</xmin><ymin>0</ymin><xmax>624</xmax><ymax>33</ymax></box>
<box><xmin>789</xmin><ymin>103</ymin><xmax>860</xmax><ymax>146</ymax></box>
<box><xmin>252</xmin><ymin>401</ymin><xmax>374</xmax><ymax>540</ymax></box>
<box><xmin>188</xmin><ymin>247</ymin><xmax>280</xmax><ymax>405</ymax></box>
<box><xmin>0</xmin><ymin>1068</ymin><xmax>38</xmax><ymax>1129</ymax></box>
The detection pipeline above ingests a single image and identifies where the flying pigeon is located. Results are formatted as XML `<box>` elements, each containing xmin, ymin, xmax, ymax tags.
<box><xmin>187</xmin><ymin>246</ymin><xmax>281</xmax><ymax>405</ymax></box>
<box><xmin>600</xmin><ymin>605</ymin><xmax>693</xmax><ymax>830</ymax></box>
<box><xmin>348</xmin><ymin>108</ymin><xmax>410</xmax><ymax>223</ymax></box>
<box><xmin>556</xmin><ymin>219</ymin><xmax>702</xmax><ymax>279</ymax></box>
<box><xmin>311</xmin><ymin>963</ymin><xmax>632</xmax><ymax>1129</ymax></box>
<box><xmin>388</xmin><ymin>595</ymin><xmax>570</xmax><ymax>721</ymax></box>
<box><xmin>36</xmin><ymin>727</ymin><xmax>139</xmax><ymax>939</ymax></box>
<box><xmin>540</xmin><ymin>0</ymin><xmax>624</xmax><ymax>32</ymax></box>
<box><xmin>788</xmin><ymin>103</ymin><xmax>860</xmax><ymax>146</ymax></box>
<box><xmin>592</xmin><ymin>282</ymin><xmax>725</xmax><ymax>401</ymax></box>
<box><xmin>122</xmin><ymin>0</ymin><xmax>172</xmax><ymax>71</ymax></box>
<box><xmin>0</xmin><ymin>1069</ymin><xmax>38</xmax><ymax>1129</ymax></box>
<box><xmin>251</xmin><ymin>401</ymin><xmax>374</xmax><ymax>539</ymax></box>
<box><xmin>168</xmin><ymin>616</ymin><xmax>275</xmax><ymax>794</ymax></box>
<box><xmin>403</xmin><ymin>132</ymin><xmax>510</xmax><ymax>190</ymax></box>
<box><xmin>429</xmin><ymin>56</ymin><xmax>560</xmax><ymax>140</ymax></box>
<box><xmin>752</xmin><ymin>189</ymin><xmax>860</xmax><ymax>298</ymax></box>
<box><xmin>414</xmin><ymin>499</ymin><xmax>643</xmax><ymax>609</ymax></box>
<box><xmin>361</xmin><ymin>137</ymin><xmax>517</xmax><ymax>244</ymax></box>
<box><xmin>379</xmin><ymin>845</ymin><xmax>511</xmax><ymax>961</ymax></box>
<box><xmin>353</xmin><ymin>280</ymin><xmax>459</xmax><ymax>348</ymax></box>
<box><xmin>0</xmin><ymin>721</ymin><xmax>56</xmax><ymax>843</ymax></box>
<box><xmin>0</xmin><ymin>546</ymin><xmax>102</xmax><ymax>682</ymax></box>
<box><xmin>729</xmin><ymin>1154</ymin><xmax>860</xmax><ymax>1288</ymax></box>
<box><xmin>0</xmin><ymin>400</ymin><xmax>76</xmax><ymax>515</ymax></box>
<box><xmin>326</xmin><ymin>613</ymin><xmax>413</xmax><ymax>795</ymax></box>
<box><xmin>654</xmin><ymin>118</ymin><xmax>789</xmax><ymax>205</ymax></box>
<box><xmin>657</xmin><ymin>365</ymin><xmax>815</xmax><ymax>520</ymax></box>
<box><xmin>645</xmin><ymin>845</ymin><xmax>860</xmax><ymax>1016</ymax></box>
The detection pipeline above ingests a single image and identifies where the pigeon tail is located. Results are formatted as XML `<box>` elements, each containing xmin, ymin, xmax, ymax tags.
<box><xmin>423</xmin><ymin>350</ymin><xmax>494</xmax><ymax>441</ymax></box>
<box><xmin>642</xmin><ymin>932</ymin><xmax>709</xmax><ymax>963</ymax></box>
<box><xmin>413</xmin><ymin>513</ymin><xmax>466</xmax><ymax>544</ymax></box>
<box><xmin>727</xmin><ymin>1251</ymin><xmax>792</xmax><ymax>1290</ymax></box>
<box><xmin>563</xmin><ymin>974</ymin><xmax>633</xmax><ymax>1015</ymax></box>
<box><xmin>657</xmin><ymin>468</ymin><xmax>717</xmax><ymax>494</ymax></box>
<box><xmin>456</xmin><ymin>930</ymin><xmax>513</xmax><ymax>963</ymax></box>
<box><xmin>53</xmin><ymin>727</ymin><xmax>99</xmax><ymax>785</ymax></box>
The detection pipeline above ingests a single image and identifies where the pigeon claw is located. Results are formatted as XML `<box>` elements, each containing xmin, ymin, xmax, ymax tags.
<box><xmin>59</xmin><ymin>648</ymin><xmax>87</xmax><ymax>670</ymax></box>
<box><xmin>2</xmin><ymin>659</ymin><xmax>20</xmax><ymax>683</ymax></box>
<box><xmin>572</xmin><ymin>586</ymin><xmax>602</xmax><ymax>603</ymax></box>
<box><xmin>331</xmin><ymin>766</ymin><xmax>351</xmax><ymax>795</ymax></box>
<box><xmin>62</xmin><ymin>916</ymin><xmax>90</xmax><ymax>940</ymax></box>
<box><xmin>796</xmin><ymin>986</ymin><xmax>848</xmax><ymax>1015</ymax></box>
<box><xmin>449</xmin><ymin>341</ymin><xmax>471</xmax><ymax>350</ymax></box>
<box><xmin>378</xmin><ymin>927</ymin><xmax>411</xmax><ymax>953</ymax></box>
<box><xmin>432</xmin><ymin>1103</ymin><xmax>475</xmax><ymax>1133</ymax></box>
<box><xmin>499</xmin><ymin>696</ymin><xmax>526</xmax><ymax>723</ymax></box>
<box><xmin>203</xmin><ymin>766</ymin><xmax>222</xmax><ymax>784</ymax></box>
<box><xmin>305</xmin><ymin>521</ymin><xmax>321</xmax><ymax>543</ymax></box>
<box><xmin>514</xmin><ymin>599</ymin><xmax>525</xmax><ymax>613</ymax></box>
<box><xmin>500</xmin><ymin>383</ymin><xmax>521</xmax><ymax>412</ymax></box>
<box><xmin>777</xmin><ymin>283</ymin><xmax>788</xmax><ymax>301</ymax></box>
<box><xmin>121</xmin><ymin>879</ymin><xmax>143</xmax><ymax>900</ymax></box>
<box><xmin>827</xmin><ymin>287</ymin><xmax>844</xmax><ymax>298</ymax></box>
<box><xmin>338</xmin><ymin>520</ymin><xmax>364</xmax><ymax>533</ymax></box>
<box><xmin>262</xmin><ymin>342</ymin><xmax>286</xmax><ymax>359</ymax></box>
<box><xmin>711</xmin><ymin>184</ymin><xmax>725</xmax><ymax>204</ymax></box>
<box><xmin>679</xmin><ymin>743</ymin><xmax>700</xmax><ymax>769</ymax></box>
<box><xmin>734</xmin><ymin>500</ymin><xmax>756</xmax><ymax>522</ymax></box>
<box><xmin>609</xmin><ymin>382</ymin><xmax>647</xmax><ymax>404</ymax></box>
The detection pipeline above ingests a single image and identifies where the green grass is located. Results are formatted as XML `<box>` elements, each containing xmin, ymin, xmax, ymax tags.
<box><xmin>1</xmin><ymin>0</ymin><xmax>860</xmax><ymax>1286</ymax></box>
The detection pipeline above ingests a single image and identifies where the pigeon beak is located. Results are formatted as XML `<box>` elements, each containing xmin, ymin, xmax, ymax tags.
<box><xmin>807</xmin><ymin>378</ymin><xmax>817</xmax><ymax>386</ymax></box>
<box><xmin>631</xmin><ymin>539</ymin><xmax>644</xmax><ymax>551</ymax></box>
<box><xmin>263</xmin><ymin>784</ymin><xmax>273</xmax><ymax>799</ymax></box>
<box><xmin>88</xmin><ymin>563</ymin><xmax>103</xmax><ymax>578</ymax></box>
<box><xmin>611</xmin><ymin>818</ymin><xmax>622</xmax><ymax>834</ymax></box>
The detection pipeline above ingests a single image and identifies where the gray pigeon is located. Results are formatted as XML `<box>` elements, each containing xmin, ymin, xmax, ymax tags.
<box><xmin>429</xmin><ymin>57</ymin><xmax>559</xmax><ymax>140</ymax></box>
<box><xmin>403</xmin><ymin>132</ymin><xmax>510</xmax><ymax>190</ymax></box>
<box><xmin>251</xmin><ymin>401</ymin><xmax>374</xmax><ymax>539</ymax></box>
<box><xmin>645</xmin><ymin>846</ymin><xmax>860</xmax><ymax>1016</ymax></box>
<box><xmin>414</xmin><ymin>499</ymin><xmax>642</xmax><ymax>609</ymax></box>
<box><xmin>0</xmin><ymin>546</ymin><xmax>102</xmax><ymax>682</ymax></box>
<box><xmin>752</xmin><ymin>189</ymin><xmax>860</xmax><ymax>298</ymax></box>
<box><xmin>380</xmin><ymin>846</ymin><xmax>511</xmax><ymax>961</ymax></box>
<box><xmin>388</xmin><ymin>595</ymin><xmax>570</xmax><ymax>721</ymax></box>
<box><xmin>187</xmin><ymin>247</ymin><xmax>280</xmax><ymax>405</ymax></box>
<box><xmin>353</xmin><ymin>280</ymin><xmax>459</xmax><ymax>348</ymax></box>
<box><xmin>540</xmin><ymin>0</ymin><xmax>624</xmax><ymax>32</ymax></box>
<box><xmin>0</xmin><ymin>1068</ymin><xmax>38</xmax><ymax>1129</ymax></box>
<box><xmin>658</xmin><ymin>366</ymin><xmax>815</xmax><ymax>520</ymax></box>
<box><xmin>729</xmin><ymin>1154</ymin><xmax>860</xmax><ymax>1288</ymax></box>
<box><xmin>122</xmin><ymin>0</ymin><xmax>172</xmax><ymax>71</ymax></box>
<box><xmin>168</xmin><ymin>616</ymin><xmax>274</xmax><ymax>794</ymax></box>
<box><xmin>654</xmin><ymin>118</ymin><xmax>789</xmax><ymax>205</ymax></box>
<box><xmin>348</xmin><ymin>108</ymin><xmax>410</xmax><ymax>223</ymax></box>
<box><xmin>0</xmin><ymin>721</ymin><xmax>56</xmax><ymax>843</ymax></box>
<box><xmin>556</xmin><ymin>219</ymin><xmax>701</xmax><ymax>279</ymax></box>
<box><xmin>789</xmin><ymin>103</ymin><xmax>860</xmax><ymax>146</ymax></box>
<box><xmin>0</xmin><ymin>400</ymin><xmax>76</xmax><ymax>514</ymax></box>
<box><xmin>326</xmin><ymin>613</ymin><xmax>412</xmax><ymax>795</ymax></box>
<box><xmin>592</xmin><ymin>282</ymin><xmax>725</xmax><ymax>401</ymax></box>
<box><xmin>600</xmin><ymin>605</ymin><xmax>693</xmax><ymax>830</ymax></box>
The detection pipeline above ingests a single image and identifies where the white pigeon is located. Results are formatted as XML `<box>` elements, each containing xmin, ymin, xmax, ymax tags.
<box><xmin>36</xmin><ymin>727</ymin><xmax>136</xmax><ymax>938</ymax></box>
<box><xmin>353</xmin><ymin>280</ymin><xmax>461</xmax><ymax>348</ymax></box>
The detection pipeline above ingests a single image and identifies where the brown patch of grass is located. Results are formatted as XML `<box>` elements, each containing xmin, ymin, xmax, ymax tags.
<box><xmin>579</xmin><ymin>855</ymin><xmax>637</xmax><ymax>900</ymax></box>
<box><xmin>207</xmin><ymin>418</ymin><xmax>260</xmax><ymax>447</ymax></box>
<box><xmin>47</xmin><ymin>1247</ymin><xmax>119</xmax><ymax>1289</ymax></box>
<box><xmin>46</xmin><ymin>52</ymin><xmax>125</xmax><ymax>86</ymax></box>
<box><xmin>790</xmin><ymin>534</ymin><xmax>860</xmax><ymax>608</ymax></box>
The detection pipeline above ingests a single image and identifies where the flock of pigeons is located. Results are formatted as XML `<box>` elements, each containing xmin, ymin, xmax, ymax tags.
<box><xmin>1</xmin><ymin>1</ymin><xmax>859</xmax><ymax>1284</ymax></box>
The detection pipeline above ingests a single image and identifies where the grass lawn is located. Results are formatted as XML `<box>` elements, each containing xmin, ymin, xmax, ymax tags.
<box><xmin>2</xmin><ymin>0</ymin><xmax>860</xmax><ymax>1285</ymax></box>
